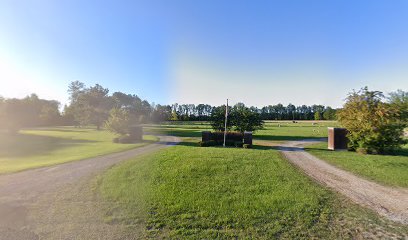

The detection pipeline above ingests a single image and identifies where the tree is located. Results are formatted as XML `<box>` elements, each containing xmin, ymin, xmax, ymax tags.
<box><xmin>39</xmin><ymin>100</ymin><xmax>61</xmax><ymax>125</ymax></box>
<box><xmin>151</xmin><ymin>104</ymin><xmax>172</xmax><ymax>122</ymax></box>
<box><xmin>68</xmin><ymin>81</ymin><xmax>85</xmax><ymax>103</ymax></box>
<box><xmin>210</xmin><ymin>105</ymin><xmax>233</xmax><ymax>131</ymax></box>
<box><xmin>323</xmin><ymin>107</ymin><xmax>336</xmax><ymax>120</ymax></box>
<box><xmin>231</xmin><ymin>104</ymin><xmax>264</xmax><ymax>133</ymax></box>
<box><xmin>105</xmin><ymin>108</ymin><xmax>137</xmax><ymax>136</ymax></box>
<box><xmin>210</xmin><ymin>103</ymin><xmax>263</xmax><ymax>133</ymax></box>
<box><xmin>287</xmin><ymin>104</ymin><xmax>296</xmax><ymax>120</ymax></box>
<box><xmin>337</xmin><ymin>87</ymin><xmax>406</xmax><ymax>154</ymax></box>
<box><xmin>314</xmin><ymin>111</ymin><xmax>321</xmax><ymax>120</ymax></box>
<box><xmin>69</xmin><ymin>84</ymin><xmax>113</xmax><ymax>129</ymax></box>
<box><xmin>389</xmin><ymin>89</ymin><xmax>408</xmax><ymax>123</ymax></box>
<box><xmin>0</xmin><ymin>95</ymin><xmax>61</xmax><ymax>133</ymax></box>
<box><xmin>112</xmin><ymin>92</ymin><xmax>138</xmax><ymax>109</ymax></box>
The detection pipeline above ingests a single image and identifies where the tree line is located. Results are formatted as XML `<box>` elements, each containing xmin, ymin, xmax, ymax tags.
<box><xmin>0</xmin><ymin>94</ymin><xmax>61</xmax><ymax>133</ymax></box>
<box><xmin>61</xmin><ymin>81</ymin><xmax>339</xmax><ymax>126</ymax></box>
<box><xmin>1</xmin><ymin>81</ymin><xmax>406</xmax><ymax>136</ymax></box>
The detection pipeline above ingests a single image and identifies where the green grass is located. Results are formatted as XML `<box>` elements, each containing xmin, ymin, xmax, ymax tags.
<box><xmin>100</xmin><ymin>145</ymin><xmax>336</xmax><ymax>238</ymax></box>
<box><xmin>99</xmin><ymin>140</ymin><xmax>408</xmax><ymax>238</ymax></box>
<box><xmin>0</xmin><ymin>126</ymin><xmax>158</xmax><ymax>174</ymax></box>
<box><xmin>306</xmin><ymin>142</ymin><xmax>408</xmax><ymax>188</ymax></box>
<box><xmin>255</xmin><ymin>120</ymin><xmax>339</xmax><ymax>141</ymax></box>
<box><xmin>145</xmin><ymin>120</ymin><xmax>339</xmax><ymax>141</ymax></box>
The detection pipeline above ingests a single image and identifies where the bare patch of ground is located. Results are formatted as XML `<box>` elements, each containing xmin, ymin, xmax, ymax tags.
<box><xmin>279</xmin><ymin>140</ymin><xmax>408</xmax><ymax>225</ymax></box>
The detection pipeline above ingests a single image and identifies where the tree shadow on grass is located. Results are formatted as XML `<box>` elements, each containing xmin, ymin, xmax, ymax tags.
<box><xmin>304</xmin><ymin>146</ymin><xmax>330</xmax><ymax>152</ymax></box>
<box><xmin>0</xmin><ymin>133</ymin><xmax>96</xmax><ymax>158</ymax></box>
<box><xmin>176</xmin><ymin>141</ymin><xmax>200</xmax><ymax>147</ymax></box>
<box><xmin>151</xmin><ymin>125</ymin><xmax>210</xmax><ymax>130</ymax></box>
<box><xmin>40</xmin><ymin>128</ymin><xmax>90</xmax><ymax>133</ymax></box>
<box><xmin>251</xmin><ymin>145</ymin><xmax>280</xmax><ymax>151</ymax></box>
<box><xmin>148</xmin><ymin>129</ymin><xmax>203</xmax><ymax>138</ymax></box>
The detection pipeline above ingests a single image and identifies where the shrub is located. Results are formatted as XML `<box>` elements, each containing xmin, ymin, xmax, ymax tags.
<box><xmin>337</xmin><ymin>87</ymin><xmax>407</xmax><ymax>154</ymax></box>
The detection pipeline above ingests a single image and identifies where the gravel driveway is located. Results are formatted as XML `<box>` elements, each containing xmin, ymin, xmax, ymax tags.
<box><xmin>0</xmin><ymin>135</ymin><xmax>180</xmax><ymax>240</ymax></box>
<box><xmin>279</xmin><ymin>140</ymin><xmax>408</xmax><ymax>224</ymax></box>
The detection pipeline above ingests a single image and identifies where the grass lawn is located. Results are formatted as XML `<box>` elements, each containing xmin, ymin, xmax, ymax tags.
<box><xmin>145</xmin><ymin>120</ymin><xmax>339</xmax><ymax>141</ymax></box>
<box><xmin>255</xmin><ymin>121</ymin><xmax>338</xmax><ymax>141</ymax></box>
<box><xmin>306</xmin><ymin>142</ymin><xmax>408</xmax><ymax>188</ymax></box>
<box><xmin>99</xmin><ymin>141</ymin><xmax>408</xmax><ymax>238</ymax></box>
<box><xmin>0</xmin><ymin>126</ymin><xmax>158</xmax><ymax>174</ymax></box>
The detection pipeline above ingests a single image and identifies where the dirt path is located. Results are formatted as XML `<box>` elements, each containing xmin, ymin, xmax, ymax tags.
<box><xmin>0</xmin><ymin>135</ymin><xmax>180</xmax><ymax>240</ymax></box>
<box><xmin>279</xmin><ymin>140</ymin><xmax>408</xmax><ymax>224</ymax></box>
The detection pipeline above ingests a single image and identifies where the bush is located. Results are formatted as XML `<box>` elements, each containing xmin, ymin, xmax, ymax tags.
<box><xmin>243</xmin><ymin>144</ymin><xmax>252</xmax><ymax>149</ymax></box>
<box><xmin>337</xmin><ymin>87</ymin><xmax>407</xmax><ymax>154</ymax></box>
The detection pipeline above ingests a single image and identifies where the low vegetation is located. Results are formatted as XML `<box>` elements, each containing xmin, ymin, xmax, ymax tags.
<box><xmin>0</xmin><ymin>127</ymin><xmax>157</xmax><ymax>173</ymax></box>
<box><xmin>100</xmin><ymin>140</ymin><xmax>408</xmax><ymax>238</ymax></box>
<box><xmin>100</xmin><ymin>144</ymin><xmax>335</xmax><ymax>238</ymax></box>
<box><xmin>338</xmin><ymin>87</ymin><xmax>407</xmax><ymax>154</ymax></box>
<box><xmin>306</xmin><ymin>142</ymin><xmax>408</xmax><ymax>187</ymax></box>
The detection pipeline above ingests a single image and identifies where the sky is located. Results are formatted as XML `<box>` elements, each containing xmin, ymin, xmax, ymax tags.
<box><xmin>1</xmin><ymin>0</ymin><xmax>408</xmax><ymax>108</ymax></box>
